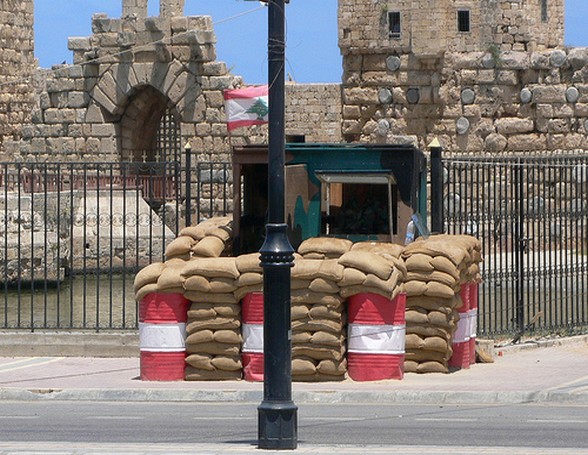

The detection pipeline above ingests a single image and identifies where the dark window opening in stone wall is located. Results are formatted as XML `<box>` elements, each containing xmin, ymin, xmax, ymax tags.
<box><xmin>541</xmin><ymin>0</ymin><xmax>548</xmax><ymax>22</ymax></box>
<box><xmin>286</xmin><ymin>134</ymin><xmax>306</xmax><ymax>143</ymax></box>
<box><xmin>388</xmin><ymin>12</ymin><xmax>401</xmax><ymax>39</ymax></box>
<box><xmin>457</xmin><ymin>10</ymin><xmax>470</xmax><ymax>33</ymax></box>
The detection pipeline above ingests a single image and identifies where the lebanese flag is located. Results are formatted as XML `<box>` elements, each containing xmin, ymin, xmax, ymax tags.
<box><xmin>224</xmin><ymin>85</ymin><xmax>269</xmax><ymax>131</ymax></box>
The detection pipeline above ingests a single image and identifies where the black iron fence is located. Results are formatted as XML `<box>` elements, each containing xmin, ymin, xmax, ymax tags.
<box><xmin>3</xmin><ymin>151</ymin><xmax>586</xmax><ymax>338</ymax></box>
<box><xmin>443</xmin><ymin>153</ymin><xmax>588</xmax><ymax>338</ymax></box>
<box><xmin>0</xmin><ymin>161</ymin><xmax>182</xmax><ymax>330</ymax></box>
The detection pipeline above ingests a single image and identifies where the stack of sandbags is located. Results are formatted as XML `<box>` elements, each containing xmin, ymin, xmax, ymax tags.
<box><xmin>181</xmin><ymin>257</ymin><xmax>242</xmax><ymax>380</ymax></box>
<box><xmin>164</xmin><ymin>216</ymin><xmax>233</xmax><ymax>261</ymax></box>
<box><xmin>403</xmin><ymin>295</ymin><xmax>461</xmax><ymax>373</ymax></box>
<box><xmin>290</xmin><ymin>258</ymin><xmax>347</xmax><ymax>381</ymax></box>
<box><xmin>133</xmin><ymin>258</ymin><xmax>186</xmax><ymax>302</ymax></box>
<box><xmin>337</xmin><ymin>249</ymin><xmax>405</xmax><ymax>301</ymax></box>
<box><xmin>401</xmin><ymin>234</ymin><xmax>482</xmax><ymax>373</ymax></box>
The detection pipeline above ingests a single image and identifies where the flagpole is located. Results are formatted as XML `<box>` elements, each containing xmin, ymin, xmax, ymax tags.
<box><xmin>257</xmin><ymin>0</ymin><xmax>297</xmax><ymax>450</ymax></box>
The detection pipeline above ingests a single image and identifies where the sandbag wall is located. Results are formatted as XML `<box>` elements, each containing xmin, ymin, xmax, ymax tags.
<box><xmin>401</xmin><ymin>235</ymin><xmax>482</xmax><ymax>374</ymax></box>
<box><xmin>134</xmin><ymin>215</ymin><xmax>482</xmax><ymax>381</ymax></box>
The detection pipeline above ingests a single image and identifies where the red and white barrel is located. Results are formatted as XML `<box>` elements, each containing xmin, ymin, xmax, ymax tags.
<box><xmin>347</xmin><ymin>292</ymin><xmax>406</xmax><ymax>381</ymax></box>
<box><xmin>449</xmin><ymin>284</ymin><xmax>471</xmax><ymax>369</ymax></box>
<box><xmin>139</xmin><ymin>292</ymin><xmax>189</xmax><ymax>381</ymax></box>
<box><xmin>468</xmin><ymin>282</ymin><xmax>479</xmax><ymax>365</ymax></box>
<box><xmin>241</xmin><ymin>292</ymin><xmax>264</xmax><ymax>382</ymax></box>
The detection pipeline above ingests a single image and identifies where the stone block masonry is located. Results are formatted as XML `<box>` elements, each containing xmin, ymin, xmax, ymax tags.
<box><xmin>0</xmin><ymin>0</ymin><xmax>37</xmax><ymax>156</ymax></box>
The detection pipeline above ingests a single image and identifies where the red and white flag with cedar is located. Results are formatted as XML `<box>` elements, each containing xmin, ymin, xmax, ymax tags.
<box><xmin>223</xmin><ymin>85</ymin><xmax>269</xmax><ymax>131</ymax></box>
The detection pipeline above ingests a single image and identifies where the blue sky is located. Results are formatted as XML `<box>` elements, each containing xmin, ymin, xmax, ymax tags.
<box><xmin>35</xmin><ymin>0</ymin><xmax>588</xmax><ymax>84</ymax></box>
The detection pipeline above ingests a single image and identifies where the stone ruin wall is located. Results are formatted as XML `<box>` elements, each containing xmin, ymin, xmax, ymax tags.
<box><xmin>340</xmin><ymin>47</ymin><xmax>588</xmax><ymax>153</ymax></box>
<box><xmin>1</xmin><ymin>2</ymin><xmax>339</xmax><ymax>163</ymax></box>
<box><xmin>338</xmin><ymin>0</ymin><xmax>588</xmax><ymax>153</ymax></box>
<box><xmin>1</xmin><ymin>0</ymin><xmax>588</xmax><ymax>161</ymax></box>
<box><xmin>0</xmin><ymin>0</ymin><xmax>36</xmax><ymax>157</ymax></box>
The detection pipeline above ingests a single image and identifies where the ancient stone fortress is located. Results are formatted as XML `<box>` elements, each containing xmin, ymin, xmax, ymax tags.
<box><xmin>339</xmin><ymin>0</ymin><xmax>588</xmax><ymax>152</ymax></box>
<box><xmin>0</xmin><ymin>0</ymin><xmax>587</xmax><ymax>159</ymax></box>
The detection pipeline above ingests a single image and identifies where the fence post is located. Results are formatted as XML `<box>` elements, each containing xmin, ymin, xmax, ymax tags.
<box><xmin>429</xmin><ymin>139</ymin><xmax>444</xmax><ymax>234</ymax></box>
<box><xmin>184</xmin><ymin>142</ymin><xmax>192</xmax><ymax>228</ymax></box>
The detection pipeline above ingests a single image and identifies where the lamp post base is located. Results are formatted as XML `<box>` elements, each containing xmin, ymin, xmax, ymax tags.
<box><xmin>258</xmin><ymin>400</ymin><xmax>298</xmax><ymax>450</ymax></box>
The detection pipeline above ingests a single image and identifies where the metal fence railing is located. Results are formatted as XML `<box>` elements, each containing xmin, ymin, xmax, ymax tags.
<box><xmin>0</xmin><ymin>161</ymin><xmax>181</xmax><ymax>330</ymax></box>
<box><xmin>443</xmin><ymin>154</ymin><xmax>588</xmax><ymax>338</ymax></box>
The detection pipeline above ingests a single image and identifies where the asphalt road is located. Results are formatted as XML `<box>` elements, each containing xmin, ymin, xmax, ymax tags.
<box><xmin>0</xmin><ymin>400</ymin><xmax>586</xmax><ymax>450</ymax></box>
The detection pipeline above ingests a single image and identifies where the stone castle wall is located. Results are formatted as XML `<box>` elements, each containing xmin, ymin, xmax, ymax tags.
<box><xmin>0</xmin><ymin>0</ymin><xmax>37</xmax><ymax>155</ymax></box>
<box><xmin>340</xmin><ymin>47</ymin><xmax>588</xmax><ymax>152</ymax></box>
<box><xmin>339</xmin><ymin>0</ymin><xmax>565</xmax><ymax>56</ymax></box>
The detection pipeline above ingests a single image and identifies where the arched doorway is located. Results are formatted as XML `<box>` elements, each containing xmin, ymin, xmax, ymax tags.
<box><xmin>120</xmin><ymin>86</ymin><xmax>181</xmax><ymax>206</ymax></box>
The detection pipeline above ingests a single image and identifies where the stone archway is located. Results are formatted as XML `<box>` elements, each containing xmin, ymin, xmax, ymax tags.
<box><xmin>120</xmin><ymin>85</ymin><xmax>177</xmax><ymax>162</ymax></box>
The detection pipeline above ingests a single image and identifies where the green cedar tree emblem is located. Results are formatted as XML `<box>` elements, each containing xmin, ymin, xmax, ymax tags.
<box><xmin>246</xmin><ymin>98</ymin><xmax>269</xmax><ymax>120</ymax></box>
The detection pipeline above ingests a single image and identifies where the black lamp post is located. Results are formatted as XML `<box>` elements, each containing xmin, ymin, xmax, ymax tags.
<box><xmin>257</xmin><ymin>0</ymin><xmax>298</xmax><ymax>450</ymax></box>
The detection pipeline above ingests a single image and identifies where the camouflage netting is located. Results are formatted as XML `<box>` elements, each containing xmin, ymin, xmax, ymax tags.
<box><xmin>402</xmin><ymin>234</ymin><xmax>482</xmax><ymax>374</ymax></box>
<box><xmin>134</xmin><ymin>217</ymin><xmax>483</xmax><ymax>381</ymax></box>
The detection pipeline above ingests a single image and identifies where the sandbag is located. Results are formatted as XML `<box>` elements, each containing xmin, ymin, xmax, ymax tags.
<box><xmin>186</xmin><ymin>330</ymin><xmax>214</xmax><ymax>344</ymax></box>
<box><xmin>338</xmin><ymin>251</ymin><xmax>393</xmax><ymax>280</ymax></box>
<box><xmin>292</xmin><ymin>332</ymin><xmax>313</xmax><ymax>343</ymax></box>
<box><xmin>184</xmin><ymin>275</ymin><xmax>212</xmax><ymax>293</ymax></box>
<box><xmin>338</xmin><ymin>267</ymin><xmax>367</xmax><ymax>286</ymax></box>
<box><xmin>236</xmin><ymin>272</ymin><xmax>263</xmax><ymax>287</ymax></box>
<box><xmin>185</xmin><ymin>353</ymin><xmax>214</xmax><ymax>370</ymax></box>
<box><xmin>235</xmin><ymin>253</ymin><xmax>262</xmax><ymax>273</ymax></box>
<box><xmin>291</xmin><ymin>290</ymin><xmax>343</xmax><ymax>306</ymax></box>
<box><xmin>187</xmin><ymin>306</ymin><xmax>217</xmax><ymax>320</ymax></box>
<box><xmin>185</xmin><ymin>367</ymin><xmax>241</xmax><ymax>381</ymax></box>
<box><xmin>310</xmin><ymin>331</ymin><xmax>344</xmax><ymax>347</ymax></box>
<box><xmin>404</xmin><ymin>360</ymin><xmax>418</xmax><ymax>373</ymax></box>
<box><xmin>208</xmin><ymin>278</ymin><xmax>238</xmax><ymax>293</ymax></box>
<box><xmin>405</xmin><ymin>308</ymin><xmax>429</xmax><ymax>325</ymax></box>
<box><xmin>403</xmin><ymin>280</ymin><xmax>428</xmax><ymax>296</ymax></box>
<box><xmin>185</xmin><ymin>291</ymin><xmax>238</xmax><ymax>304</ymax></box>
<box><xmin>292</xmin><ymin>357</ymin><xmax>317</xmax><ymax>375</ymax></box>
<box><xmin>292</xmin><ymin>318</ymin><xmax>342</xmax><ymax>334</ymax></box>
<box><xmin>405</xmin><ymin>333</ymin><xmax>425</xmax><ymax>350</ymax></box>
<box><xmin>416</xmin><ymin>361</ymin><xmax>449</xmax><ymax>374</ymax></box>
<box><xmin>407</xmin><ymin>323</ymin><xmax>453</xmax><ymax>340</ymax></box>
<box><xmin>134</xmin><ymin>262</ymin><xmax>165</xmax><ymax>292</ymax></box>
<box><xmin>424</xmin><ymin>281</ymin><xmax>456</xmax><ymax>299</ymax></box>
<box><xmin>308</xmin><ymin>304</ymin><xmax>343</xmax><ymax>321</ymax></box>
<box><xmin>213</xmin><ymin>303</ymin><xmax>241</xmax><ymax>318</ymax></box>
<box><xmin>157</xmin><ymin>265</ymin><xmax>185</xmax><ymax>291</ymax></box>
<box><xmin>211</xmin><ymin>356</ymin><xmax>242</xmax><ymax>372</ymax></box>
<box><xmin>213</xmin><ymin>329</ymin><xmax>242</xmax><ymax>344</ymax></box>
<box><xmin>351</xmin><ymin>241</ymin><xmax>404</xmax><ymax>259</ymax></box>
<box><xmin>404</xmin><ymin>253</ymin><xmax>434</xmax><ymax>272</ymax></box>
<box><xmin>423</xmin><ymin>336</ymin><xmax>450</xmax><ymax>353</ymax></box>
<box><xmin>291</xmin><ymin>304</ymin><xmax>310</xmax><ymax>320</ymax></box>
<box><xmin>182</xmin><ymin>257</ymin><xmax>239</xmax><ymax>279</ymax></box>
<box><xmin>309</xmin><ymin>278</ymin><xmax>340</xmax><ymax>294</ymax></box>
<box><xmin>316</xmin><ymin>358</ymin><xmax>347</xmax><ymax>376</ymax></box>
<box><xmin>191</xmin><ymin>236</ymin><xmax>225</xmax><ymax>258</ymax></box>
<box><xmin>292</xmin><ymin>345</ymin><xmax>345</xmax><ymax>361</ymax></box>
<box><xmin>186</xmin><ymin>317</ymin><xmax>240</xmax><ymax>332</ymax></box>
<box><xmin>186</xmin><ymin>342</ymin><xmax>240</xmax><ymax>356</ymax></box>
<box><xmin>165</xmin><ymin>236</ymin><xmax>194</xmax><ymax>259</ymax></box>
<box><xmin>298</xmin><ymin>237</ymin><xmax>352</xmax><ymax>257</ymax></box>
<box><xmin>179</xmin><ymin>225</ymin><xmax>206</xmax><ymax>241</ymax></box>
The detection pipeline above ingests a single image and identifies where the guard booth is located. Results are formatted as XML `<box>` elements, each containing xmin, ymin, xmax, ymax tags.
<box><xmin>232</xmin><ymin>143</ymin><xmax>427</xmax><ymax>254</ymax></box>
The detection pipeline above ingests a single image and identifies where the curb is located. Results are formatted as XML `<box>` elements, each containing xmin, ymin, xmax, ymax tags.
<box><xmin>1</xmin><ymin>387</ymin><xmax>586</xmax><ymax>405</ymax></box>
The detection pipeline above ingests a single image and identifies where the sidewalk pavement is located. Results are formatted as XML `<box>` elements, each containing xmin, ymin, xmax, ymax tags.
<box><xmin>0</xmin><ymin>335</ymin><xmax>586</xmax><ymax>405</ymax></box>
